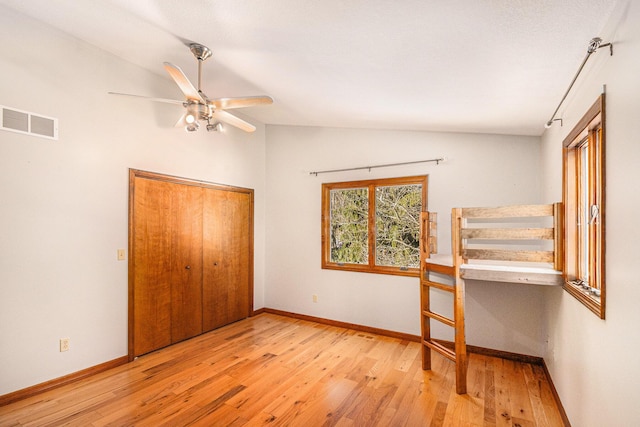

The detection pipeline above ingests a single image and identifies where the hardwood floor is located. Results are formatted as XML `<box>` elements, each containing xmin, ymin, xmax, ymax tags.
<box><xmin>0</xmin><ymin>313</ymin><xmax>565</xmax><ymax>426</ymax></box>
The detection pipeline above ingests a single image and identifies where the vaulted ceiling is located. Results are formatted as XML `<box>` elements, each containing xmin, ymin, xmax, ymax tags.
<box><xmin>0</xmin><ymin>0</ymin><xmax>619</xmax><ymax>136</ymax></box>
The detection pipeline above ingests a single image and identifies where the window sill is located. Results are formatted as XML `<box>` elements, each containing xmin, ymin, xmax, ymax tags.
<box><xmin>322</xmin><ymin>263</ymin><xmax>419</xmax><ymax>278</ymax></box>
<box><xmin>563</xmin><ymin>280</ymin><xmax>604</xmax><ymax>319</ymax></box>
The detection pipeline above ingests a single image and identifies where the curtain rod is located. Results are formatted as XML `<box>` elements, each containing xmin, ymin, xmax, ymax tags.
<box><xmin>309</xmin><ymin>157</ymin><xmax>445</xmax><ymax>176</ymax></box>
<box><xmin>545</xmin><ymin>37</ymin><xmax>613</xmax><ymax>128</ymax></box>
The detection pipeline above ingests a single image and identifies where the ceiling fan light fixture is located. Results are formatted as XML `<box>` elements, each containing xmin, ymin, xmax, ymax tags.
<box><xmin>206</xmin><ymin>121</ymin><xmax>222</xmax><ymax>132</ymax></box>
<box><xmin>185</xmin><ymin>113</ymin><xmax>196</xmax><ymax>124</ymax></box>
<box><xmin>185</xmin><ymin>121</ymin><xmax>199</xmax><ymax>132</ymax></box>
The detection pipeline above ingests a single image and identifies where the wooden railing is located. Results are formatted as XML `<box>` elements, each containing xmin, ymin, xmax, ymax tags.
<box><xmin>455</xmin><ymin>203</ymin><xmax>563</xmax><ymax>271</ymax></box>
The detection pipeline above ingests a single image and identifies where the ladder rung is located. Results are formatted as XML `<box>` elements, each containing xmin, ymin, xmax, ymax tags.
<box><xmin>424</xmin><ymin>262</ymin><xmax>455</xmax><ymax>276</ymax></box>
<box><xmin>423</xmin><ymin>339</ymin><xmax>456</xmax><ymax>362</ymax></box>
<box><xmin>423</xmin><ymin>310</ymin><xmax>454</xmax><ymax>327</ymax></box>
<box><xmin>422</xmin><ymin>280</ymin><xmax>454</xmax><ymax>292</ymax></box>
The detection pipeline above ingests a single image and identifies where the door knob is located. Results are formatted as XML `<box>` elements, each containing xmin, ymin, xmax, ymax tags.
<box><xmin>185</xmin><ymin>265</ymin><xmax>191</xmax><ymax>270</ymax></box>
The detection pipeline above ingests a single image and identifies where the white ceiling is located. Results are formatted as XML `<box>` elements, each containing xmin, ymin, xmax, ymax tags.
<box><xmin>1</xmin><ymin>0</ymin><xmax>619</xmax><ymax>136</ymax></box>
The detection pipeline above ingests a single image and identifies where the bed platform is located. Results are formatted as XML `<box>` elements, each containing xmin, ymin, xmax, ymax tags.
<box><xmin>419</xmin><ymin>203</ymin><xmax>563</xmax><ymax>394</ymax></box>
<box><xmin>425</xmin><ymin>255</ymin><xmax>563</xmax><ymax>286</ymax></box>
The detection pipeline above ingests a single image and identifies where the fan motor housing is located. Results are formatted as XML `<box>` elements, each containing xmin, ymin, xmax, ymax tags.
<box><xmin>186</xmin><ymin>102</ymin><xmax>213</xmax><ymax>120</ymax></box>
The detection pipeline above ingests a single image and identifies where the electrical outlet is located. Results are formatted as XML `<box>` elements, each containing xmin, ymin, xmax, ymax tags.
<box><xmin>60</xmin><ymin>338</ymin><xmax>70</xmax><ymax>352</ymax></box>
<box><xmin>117</xmin><ymin>249</ymin><xmax>126</xmax><ymax>261</ymax></box>
<box><xmin>312</xmin><ymin>294</ymin><xmax>318</xmax><ymax>303</ymax></box>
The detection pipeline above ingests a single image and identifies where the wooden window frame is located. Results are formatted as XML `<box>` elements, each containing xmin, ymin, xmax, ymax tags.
<box><xmin>321</xmin><ymin>175</ymin><xmax>427</xmax><ymax>277</ymax></box>
<box><xmin>562</xmin><ymin>94</ymin><xmax>606</xmax><ymax>319</ymax></box>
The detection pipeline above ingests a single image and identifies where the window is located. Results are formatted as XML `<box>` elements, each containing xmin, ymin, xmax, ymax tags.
<box><xmin>321</xmin><ymin>175</ymin><xmax>427</xmax><ymax>277</ymax></box>
<box><xmin>563</xmin><ymin>94</ymin><xmax>605</xmax><ymax>318</ymax></box>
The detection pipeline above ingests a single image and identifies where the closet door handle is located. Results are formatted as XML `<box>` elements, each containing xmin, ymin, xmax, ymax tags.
<box><xmin>185</xmin><ymin>265</ymin><xmax>191</xmax><ymax>270</ymax></box>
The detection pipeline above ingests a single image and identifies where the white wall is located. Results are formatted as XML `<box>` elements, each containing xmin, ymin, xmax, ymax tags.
<box><xmin>0</xmin><ymin>7</ymin><xmax>266</xmax><ymax>395</ymax></box>
<box><xmin>265</xmin><ymin>125</ymin><xmax>548</xmax><ymax>356</ymax></box>
<box><xmin>540</xmin><ymin>0</ymin><xmax>640</xmax><ymax>424</ymax></box>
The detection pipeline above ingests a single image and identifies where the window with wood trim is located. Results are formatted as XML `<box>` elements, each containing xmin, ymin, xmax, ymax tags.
<box><xmin>563</xmin><ymin>94</ymin><xmax>605</xmax><ymax>318</ymax></box>
<box><xmin>321</xmin><ymin>176</ymin><xmax>427</xmax><ymax>277</ymax></box>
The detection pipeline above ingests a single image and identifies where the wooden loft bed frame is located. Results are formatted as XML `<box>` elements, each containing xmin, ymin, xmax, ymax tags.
<box><xmin>419</xmin><ymin>203</ymin><xmax>564</xmax><ymax>394</ymax></box>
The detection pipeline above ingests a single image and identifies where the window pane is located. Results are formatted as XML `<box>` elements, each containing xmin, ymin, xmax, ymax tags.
<box><xmin>330</xmin><ymin>188</ymin><xmax>369</xmax><ymax>264</ymax></box>
<box><xmin>593</xmin><ymin>127</ymin><xmax>603</xmax><ymax>289</ymax></box>
<box><xmin>579</xmin><ymin>142</ymin><xmax>590</xmax><ymax>283</ymax></box>
<box><xmin>375</xmin><ymin>184</ymin><xmax>422</xmax><ymax>268</ymax></box>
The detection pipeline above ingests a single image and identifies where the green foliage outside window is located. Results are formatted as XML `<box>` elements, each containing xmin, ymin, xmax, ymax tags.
<box><xmin>330</xmin><ymin>188</ymin><xmax>369</xmax><ymax>264</ymax></box>
<box><xmin>375</xmin><ymin>185</ymin><xmax>421</xmax><ymax>268</ymax></box>
<box><xmin>324</xmin><ymin>176</ymin><xmax>426</xmax><ymax>276</ymax></box>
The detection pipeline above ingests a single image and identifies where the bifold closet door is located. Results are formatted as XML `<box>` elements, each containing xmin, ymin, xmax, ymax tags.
<box><xmin>132</xmin><ymin>177</ymin><xmax>203</xmax><ymax>357</ymax></box>
<box><xmin>202</xmin><ymin>189</ymin><xmax>251</xmax><ymax>331</ymax></box>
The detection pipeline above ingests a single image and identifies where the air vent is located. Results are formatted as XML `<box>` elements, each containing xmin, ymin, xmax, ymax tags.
<box><xmin>1</xmin><ymin>105</ymin><xmax>58</xmax><ymax>140</ymax></box>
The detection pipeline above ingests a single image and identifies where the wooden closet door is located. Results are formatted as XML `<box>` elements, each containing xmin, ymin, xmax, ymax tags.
<box><xmin>168</xmin><ymin>184</ymin><xmax>203</xmax><ymax>344</ymax></box>
<box><xmin>132</xmin><ymin>177</ymin><xmax>203</xmax><ymax>357</ymax></box>
<box><xmin>202</xmin><ymin>189</ymin><xmax>251</xmax><ymax>331</ymax></box>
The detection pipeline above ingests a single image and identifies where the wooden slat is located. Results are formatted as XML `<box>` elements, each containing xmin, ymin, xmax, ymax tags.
<box><xmin>453</xmin><ymin>277</ymin><xmax>467</xmax><ymax>395</ymax></box>
<box><xmin>419</xmin><ymin>212</ymin><xmax>432</xmax><ymax>371</ymax></box>
<box><xmin>423</xmin><ymin>339</ymin><xmax>456</xmax><ymax>362</ymax></box>
<box><xmin>451</xmin><ymin>208</ymin><xmax>467</xmax><ymax>395</ymax></box>
<box><xmin>428</xmin><ymin>212</ymin><xmax>438</xmax><ymax>254</ymax></box>
<box><xmin>452</xmin><ymin>208</ymin><xmax>462</xmax><ymax>256</ymax></box>
<box><xmin>461</xmin><ymin>204</ymin><xmax>553</xmax><ymax>219</ymax></box>
<box><xmin>461</xmin><ymin>227</ymin><xmax>554</xmax><ymax>240</ymax></box>
<box><xmin>424</xmin><ymin>261</ymin><xmax>455</xmax><ymax>276</ymax></box>
<box><xmin>553</xmin><ymin>202</ymin><xmax>564</xmax><ymax>271</ymax></box>
<box><xmin>463</xmin><ymin>249</ymin><xmax>555</xmax><ymax>263</ymax></box>
<box><xmin>420</xmin><ymin>212</ymin><xmax>429</xmax><ymax>257</ymax></box>
<box><xmin>423</xmin><ymin>280</ymin><xmax>455</xmax><ymax>293</ymax></box>
<box><xmin>423</xmin><ymin>310</ymin><xmax>455</xmax><ymax>328</ymax></box>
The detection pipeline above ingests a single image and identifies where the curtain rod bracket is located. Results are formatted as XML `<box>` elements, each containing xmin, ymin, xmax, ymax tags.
<box><xmin>544</xmin><ymin>37</ymin><xmax>613</xmax><ymax>129</ymax></box>
<box><xmin>599</xmin><ymin>42</ymin><xmax>613</xmax><ymax>56</ymax></box>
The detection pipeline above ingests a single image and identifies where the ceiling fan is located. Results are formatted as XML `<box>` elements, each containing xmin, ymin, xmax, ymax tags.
<box><xmin>109</xmin><ymin>43</ymin><xmax>273</xmax><ymax>133</ymax></box>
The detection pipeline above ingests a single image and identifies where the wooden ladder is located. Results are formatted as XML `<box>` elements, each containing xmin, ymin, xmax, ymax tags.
<box><xmin>420</xmin><ymin>210</ymin><xmax>467</xmax><ymax>394</ymax></box>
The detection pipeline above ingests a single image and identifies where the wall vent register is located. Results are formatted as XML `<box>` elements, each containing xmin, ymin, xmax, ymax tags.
<box><xmin>1</xmin><ymin>105</ymin><xmax>58</xmax><ymax>140</ymax></box>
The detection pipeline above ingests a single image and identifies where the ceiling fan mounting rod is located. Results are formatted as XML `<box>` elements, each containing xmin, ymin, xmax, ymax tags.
<box><xmin>189</xmin><ymin>43</ymin><xmax>212</xmax><ymax>92</ymax></box>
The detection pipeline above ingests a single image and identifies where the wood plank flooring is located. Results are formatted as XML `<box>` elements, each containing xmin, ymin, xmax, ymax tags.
<box><xmin>0</xmin><ymin>313</ymin><xmax>565</xmax><ymax>426</ymax></box>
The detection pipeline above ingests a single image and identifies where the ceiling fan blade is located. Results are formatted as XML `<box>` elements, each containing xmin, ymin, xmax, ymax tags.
<box><xmin>163</xmin><ymin>62</ymin><xmax>204</xmax><ymax>103</ymax></box>
<box><xmin>174</xmin><ymin>112</ymin><xmax>188</xmax><ymax>127</ymax></box>
<box><xmin>212</xmin><ymin>110</ymin><xmax>256</xmax><ymax>133</ymax></box>
<box><xmin>210</xmin><ymin>96</ymin><xmax>274</xmax><ymax>110</ymax></box>
<box><xmin>108</xmin><ymin>92</ymin><xmax>184</xmax><ymax>105</ymax></box>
